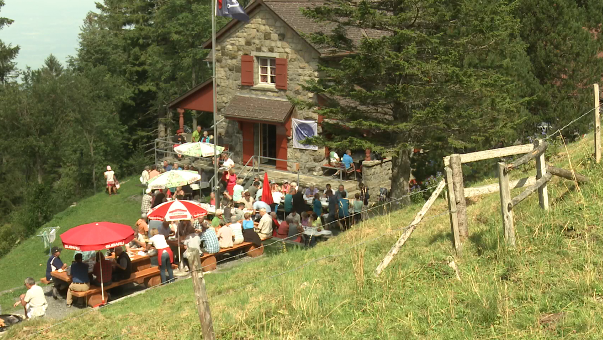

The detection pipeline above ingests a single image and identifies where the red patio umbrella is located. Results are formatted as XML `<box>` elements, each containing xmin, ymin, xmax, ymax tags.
<box><xmin>147</xmin><ymin>200</ymin><xmax>208</xmax><ymax>221</ymax></box>
<box><xmin>261</xmin><ymin>172</ymin><xmax>274</xmax><ymax>205</ymax></box>
<box><xmin>60</xmin><ymin>222</ymin><xmax>135</xmax><ymax>305</ymax></box>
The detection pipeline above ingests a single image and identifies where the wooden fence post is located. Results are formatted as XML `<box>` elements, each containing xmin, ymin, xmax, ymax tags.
<box><xmin>534</xmin><ymin>139</ymin><xmax>549</xmax><ymax>211</ymax></box>
<box><xmin>445</xmin><ymin>166</ymin><xmax>462</xmax><ymax>254</ymax></box>
<box><xmin>450</xmin><ymin>154</ymin><xmax>468</xmax><ymax>240</ymax></box>
<box><xmin>595</xmin><ymin>83</ymin><xmax>600</xmax><ymax>163</ymax></box>
<box><xmin>189</xmin><ymin>249</ymin><xmax>216</xmax><ymax>340</ymax></box>
<box><xmin>497</xmin><ymin>163</ymin><xmax>515</xmax><ymax>247</ymax></box>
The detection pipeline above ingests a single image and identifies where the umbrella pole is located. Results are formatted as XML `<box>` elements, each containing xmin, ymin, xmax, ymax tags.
<box><xmin>100</xmin><ymin>256</ymin><xmax>105</xmax><ymax>304</ymax></box>
<box><xmin>178</xmin><ymin>223</ymin><xmax>182</xmax><ymax>271</ymax></box>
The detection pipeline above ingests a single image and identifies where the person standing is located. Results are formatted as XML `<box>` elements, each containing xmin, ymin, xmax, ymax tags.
<box><xmin>141</xmin><ymin>189</ymin><xmax>153</xmax><ymax>216</ymax></box>
<box><xmin>141</xmin><ymin>166</ymin><xmax>150</xmax><ymax>185</ymax></box>
<box><xmin>232</xmin><ymin>178</ymin><xmax>244</xmax><ymax>203</ymax></box>
<box><xmin>66</xmin><ymin>253</ymin><xmax>90</xmax><ymax>307</ymax></box>
<box><xmin>104</xmin><ymin>166</ymin><xmax>116</xmax><ymax>195</ymax></box>
<box><xmin>13</xmin><ymin>278</ymin><xmax>47</xmax><ymax>318</ymax></box>
<box><xmin>148</xmin><ymin>229</ymin><xmax>174</xmax><ymax>284</ymax></box>
<box><xmin>46</xmin><ymin>246</ymin><xmax>68</xmax><ymax>299</ymax></box>
<box><xmin>292</xmin><ymin>187</ymin><xmax>306</xmax><ymax>215</ymax></box>
<box><xmin>192</xmin><ymin>125</ymin><xmax>202</xmax><ymax>142</ymax></box>
<box><xmin>148</xmin><ymin>165</ymin><xmax>160</xmax><ymax>180</ymax></box>
<box><xmin>225</xmin><ymin>169</ymin><xmax>237</xmax><ymax>196</ymax></box>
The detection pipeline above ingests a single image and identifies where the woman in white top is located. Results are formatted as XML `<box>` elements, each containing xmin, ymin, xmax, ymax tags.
<box><xmin>147</xmin><ymin>229</ymin><xmax>173</xmax><ymax>284</ymax></box>
<box><xmin>229</xmin><ymin>216</ymin><xmax>244</xmax><ymax>245</ymax></box>
<box><xmin>104</xmin><ymin>166</ymin><xmax>117</xmax><ymax>195</ymax></box>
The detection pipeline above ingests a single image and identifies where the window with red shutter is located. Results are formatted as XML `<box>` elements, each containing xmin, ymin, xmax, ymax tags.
<box><xmin>275</xmin><ymin>58</ymin><xmax>288</xmax><ymax>90</ymax></box>
<box><xmin>241</xmin><ymin>55</ymin><xmax>254</xmax><ymax>86</ymax></box>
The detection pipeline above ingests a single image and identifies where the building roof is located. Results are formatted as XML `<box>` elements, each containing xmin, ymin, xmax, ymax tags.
<box><xmin>202</xmin><ymin>0</ymin><xmax>388</xmax><ymax>56</ymax></box>
<box><xmin>223</xmin><ymin>95</ymin><xmax>294</xmax><ymax>123</ymax></box>
<box><xmin>167</xmin><ymin>79</ymin><xmax>213</xmax><ymax>110</ymax></box>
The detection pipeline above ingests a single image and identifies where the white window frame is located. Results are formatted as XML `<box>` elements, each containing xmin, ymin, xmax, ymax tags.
<box><xmin>258</xmin><ymin>57</ymin><xmax>276</xmax><ymax>85</ymax></box>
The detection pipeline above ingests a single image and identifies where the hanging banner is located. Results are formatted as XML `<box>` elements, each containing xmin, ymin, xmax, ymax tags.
<box><xmin>292</xmin><ymin>119</ymin><xmax>318</xmax><ymax>150</ymax></box>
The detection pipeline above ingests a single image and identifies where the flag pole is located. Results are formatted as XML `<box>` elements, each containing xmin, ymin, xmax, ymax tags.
<box><xmin>212</xmin><ymin>0</ymin><xmax>220</xmax><ymax>208</ymax></box>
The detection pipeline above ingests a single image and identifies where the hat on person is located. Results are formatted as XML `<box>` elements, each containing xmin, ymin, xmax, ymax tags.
<box><xmin>145</xmin><ymin>188</ymin><xmax>152</xmax><ymax>194</ymax></box>
<box><xmin>51</xmin><ymin>246</ymin><xmax>62</xmax><ymax>254</ymax></box>
<box><xmin>107</xmin><ymin>165</ymin><xmax>112</xmax><ymax>171</ymax></box>
<box><xmin>283</xmin><ymin>180</ymin><xmax>289</xmax><ymax>183</ymax></box>
<box><xmin>141</xmin><ymin>213</ymin><xmax>147</xmax><ymax>219</ymax></box>
<box><xmin>215</xmin><ymin>209</ymin><xmax>223</xmax><ymax>215</ymax></box>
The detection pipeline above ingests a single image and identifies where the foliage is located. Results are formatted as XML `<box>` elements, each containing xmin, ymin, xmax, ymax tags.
<box><xmin>0</xmin><ymin>0</ymin><xmax>19</xmax><ymax>84</ymax></box>
<box><xmin>301</xmin><ymin>0</ymin><xmax>539</xmax><ymax>203</ymax></box>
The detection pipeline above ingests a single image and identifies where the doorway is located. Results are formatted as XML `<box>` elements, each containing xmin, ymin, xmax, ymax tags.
<box><xmin>260</xmin><ymin>123</ymin><xmax>277</xmax><ymax>165</ymax></box>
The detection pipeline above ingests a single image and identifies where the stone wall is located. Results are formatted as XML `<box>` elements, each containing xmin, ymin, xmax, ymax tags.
<box><xmin>362</xmin><ymin>158</ymin><xmax>393</xmax><ymax>199</ymax></box>
<box><xmin>216</xmin><ymin>7</ymin><xmax>326</xmax><ymax>172</ymax></box>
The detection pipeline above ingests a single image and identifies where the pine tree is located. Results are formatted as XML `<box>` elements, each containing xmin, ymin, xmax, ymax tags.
<box><xmin>0</xmin><ymin>0</ymin><xmax>19</xmax><ymax>84</ymax></box>
<box><xmin>302</xmin><ymin>0</ymin><xmax>539</xmax><ymax>204</ymax></box>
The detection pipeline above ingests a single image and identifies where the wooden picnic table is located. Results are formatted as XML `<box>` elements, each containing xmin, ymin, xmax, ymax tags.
<box><xmin>50</xmin><ymin>253</ymin><xmax>153</xmax><ymax>284</ymax></box>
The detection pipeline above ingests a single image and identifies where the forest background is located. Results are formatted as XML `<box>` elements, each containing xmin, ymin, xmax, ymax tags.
<box><xmin>0</xmin><ymin>0</ymin><xmax>601</xmax><ymax>256</ymax></box>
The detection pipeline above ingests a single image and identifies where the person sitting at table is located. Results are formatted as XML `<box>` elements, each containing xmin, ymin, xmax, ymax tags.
<box><xmin>200</xmin><ymin>130</ymin><xmax>211</xmax><ymax>143</ymax></box>
<box><xmin>292</xmin><ymin>187</ymin><xmax>306</xmax><ymax>215</ymax></box>
<box><xmin>270</xmin><ymin>212</ymin><xmax>280</xmax><ymax>237</ymax></box>
<box><xmin>136</xmin><ymin>215</ymin><xmax>148</xmax><ymax>234</ymax></box>
<box><xmin>13</xmin><ymin>278</ymin><xmax>47</xmax><ymax>318</ymax></box>
<box><xmin>46</xmin><ymin>246</ymin><xmax>68</xmax><ymax>300</ymax></box>
<box><xmin>212</xmin><ymin>209</ymin><xmax>225</xmax><ymax>228</ymax></box>
<box><xmin>287</xmin><ymin>210</ymin><xmax>301</xmax><ymax>226</ymax></box>
<box><xmin>148</xmin><ymin>229</ymin><xmax>173</xmax><ymax>284</ymax></box>
<box><xmin>253</xmin><ymin>200</ymin><xmax>271</xmax><ymax>213</ymax></box>
<box><xmin>241</xmin><ymin>191</ymin><xmax>254</xmax><ymax>210</ymax></box>
<box><xmin>304</xmin><ymin>185</ymin><xmax>319</xmax><ymax>199</ymax></box>
<box><xmin>229</xmin><ymin>216</ymin><xmax>244</xmax><ymax>245</ymax></box>
<box><xmin>334</xmin><ymin>184</ymin><xmax>348</xmax><ymax>200</ymax></box>
<box><xmin>181</xmin><ymin>228</ymin><xmax>201</xmax><ymax>272</ymax></box>
<box><xmin>92</xmin><ymin>251</ymin><xmax>112</xmax><ymax>287</ymax></box>
<box><xmin>342</xmin><ymin>149</ymin><xmax>354</xmax><ymax>171</ymax></box>
<box><xmin>200</xmin><ymin>223</ymin><xmax>220</xmax><ymax>255</ymax></box>
<box><xmin>242</xmin><ymin>213</ymin><xmax>254</xmax><ymax>231</ymax></box>
<box><xmin>312</xmin><ymin>193</ymin><xmax>323</xmax><ymax>223</ymax></box>
<box><xmin>301</xmin><ymin>212</ymin><xmax>310</xmax><ymax>227</ymax></box>
<box><xmin>277</xmin><ymin>216</ymin><xmax>290</xmax><ymax>239</ymax></box>
<box><xmin>111</xmin><ymin>247</ymin><xmax>132</xmax><ymax>282</ymax></box>
<box><xmin>255</xmin><ymin>208</ymin><xmax>272</xmax><ymax>240</ymax></box>
<box><xmin>151</xmin><ymin>190</ymin><xmax>166</xmax><ymax>209</ymax></box>
<box><xmin>311</xmin><ymin>213</ymin><xmax>321</xmax><ymax>227</ymax></box>
<box><xmin>216</xmin><ymin>221</ymin><xmax>234</xmax><ymax>249</ymax></box>
<box><xmin>232</xmin><ymin>179</ymin><xmax>245</xmax><ymax>203</ymax></box>
<box><xmin>141</xmin><ymin>189</ymin><xmax>153</xmax><ymax>216</ymax></box>
<box><xmin>127</xmin><ymin>228</ymin><xmax>146</xmax><ymax>251</ymax></box>
<box><xmin>65</xmin><ymin>253</ymin><xmax>90</xmax><ymax>308</ymax></box>
<box><xmin>281</xmin><ymin>180</ymin><xmax>290</xmax><ymax>195</ymax></box>
<box><xmin>174</xmin><ymin>186</ymin><xmax>185</xmax><ymax>200</ymax></box>
<box><xmin>329</xmin><ymin>149</ymin><xmax>340</xmax><ymax>165</ymax></box>
<box><xmin>323</xmin><ymin>184</ymin><xmax>332</xmax><ymax>197</ymax></box>
<box><xmin>233</xmin><ymin>203</ymin><xmax>245</xmax><ymax>222</ymax></box>
<box><xmin>287</xmin><ymin>216</ymin><xmax>303</xmax><ymax>243</ymax></box>
<box><xmin>158</xmin><ymin>220</ymin><xmax>172</xmax><ymax>238</ymax></box>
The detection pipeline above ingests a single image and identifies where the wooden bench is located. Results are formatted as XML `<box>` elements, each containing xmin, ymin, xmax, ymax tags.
<box><xmin>71</xmin><ymin>267</ymin><xmax>162</xmax><ymax>307</ymax></box>
<box><xmin>200</xmin><ymin>239</ymin><xmax>269</xmax><ymax>272</ymax></box>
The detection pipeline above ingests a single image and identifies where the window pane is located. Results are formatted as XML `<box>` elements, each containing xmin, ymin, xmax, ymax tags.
<box><xmin>260</xmin><ymin>58</ymin><xmax>267</xmax><ymax>66</ymax></box>
<box><xmin>270</xmin><ymin>67</ymin><xmax>275</xmax><ymax>75</ymax></box>
<box><xmin>261</xmin><ymin>66</ymin><xmax>267</xmax><ymax>74</ymax></box>
<box><xmin>270</xmin><ymin>76</ymin><xmax>276</xmax><ymax>84</ymax></box>
<box><xmin>270</xmin><ymin>59</ymin><xmax>276</xmax><ymax>66</ymax></box>
<box><xmin>261</xmin><ymin>75</ymin><xmax>268</xmax><ymax>82</ymax></box>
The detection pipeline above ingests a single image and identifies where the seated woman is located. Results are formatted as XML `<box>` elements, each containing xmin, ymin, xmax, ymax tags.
<box><xmin>92</xmin><ymin>252</ymin><xmax>112</xmax><ymax>287</ymax></box>
<box><xmin>182</xmin><ymin>228</ymin><xmax>201</xmax><ymax>272</ymax></box>
<box><xmin>277</xmin><ymin>217</ymin><xmax>291</xmax><ymax>239</ymax></box>
<box><xmin>216</xmin><ymin>221</ymin><xmax>234</xmax><ymax>249</ymax></box>
<box><xmin>301</xmin><ymin>212</ymin><xmax>310</xmax><ymax>227</ymax></box>
<box><xmin>147</xmin><ymin>229</ymin><xmax>173</xmax><ymax>284</ymax></box>
<box><xmin>174</xmin><ymin>186</ymin><xmax>185</xmax><ymax>200</ymax></box>
<box><xmin>242</xmin><ymin>213</ymin><xmax>262</xmax><ymax>247</ymax></box>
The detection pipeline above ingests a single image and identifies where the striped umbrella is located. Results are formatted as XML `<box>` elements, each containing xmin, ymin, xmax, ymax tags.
<box><xmin>147</xmin><ymin>170</ymin><xmax>201</xmax><ymax>190</ymax></box>
<box><xmin>146</xmin><ymin>200</ymin><xmax>208</xmax><ymax>221</ymax></box>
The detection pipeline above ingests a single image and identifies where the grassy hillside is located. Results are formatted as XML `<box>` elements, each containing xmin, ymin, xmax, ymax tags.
<box><xmin>0</xmin><ymin>179</ymin><xmax>142</xmax><ymax>311</ymax></box>
<box><xmin>6</xmin><ymin>135</ymin><xmax>603</xmax><ymax>339</ymax></box>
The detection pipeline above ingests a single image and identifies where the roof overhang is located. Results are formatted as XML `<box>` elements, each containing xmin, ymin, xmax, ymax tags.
<box><xmin>223</xmin><ymin>95</ymin><xmax>294</xmax><ymax>124</ymax></box>
<box><xmin>167</xmin><ymin>79</ymin><xmax>213</xmax><ymax>112</ymax></box>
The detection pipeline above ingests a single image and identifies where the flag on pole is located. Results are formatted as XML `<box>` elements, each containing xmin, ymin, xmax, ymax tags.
<box><xmin>216</xmin><ymin>0</ymin><xmax>250</xmax><ymax>22</ymax></box>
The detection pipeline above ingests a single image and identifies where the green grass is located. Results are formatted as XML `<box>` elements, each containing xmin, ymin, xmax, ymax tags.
<box><xmin>5</xmin><ymin>135</ymin><xmax>603</xmax><ymax>339</ymax></box>
<box><xmin>0</xmin><ymin>179</ymin><xmax>142</xmax><ymax>312</ymax></box>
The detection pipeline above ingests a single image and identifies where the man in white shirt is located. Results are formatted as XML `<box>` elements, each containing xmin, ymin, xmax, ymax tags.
<box><xmin>14</xmin><ymin>277</ymin><xmax>47</xmax><ymax>319</ymax></box>
<box><xmin>255</xmin><ymin>208</ymin><xmax>272</xmax><ymax>240</ymax></box>
<box><xmin>223</xmin><ymin>157</ymin><xmax>235</xmax><ymax>169</ymax></box>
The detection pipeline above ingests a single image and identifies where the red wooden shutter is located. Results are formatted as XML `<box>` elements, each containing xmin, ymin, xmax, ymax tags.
<box><xmin>241</xmin><ymin>122</ymin><xmax>254</xmax><ymax>164</ymax></box>
<box><xmin>275</xmin><ymin>58</ymin><xmax>288</xmax><ymax>90</ymax></box>
<box><xmin>241</xmin><ymin>55</ymin><xmax>254</xmax><ymax>86</ymax></box>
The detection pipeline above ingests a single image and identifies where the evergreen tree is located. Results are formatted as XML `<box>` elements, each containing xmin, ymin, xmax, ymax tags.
<box><xmin>302</xmin><ymin>0</ymin><xmax>539</xmax><ymax>204</ymax></box>
<box><xmin>0</xmin><ymin>0</ymin><xmax>19</xmax><ymax>84</ymax></box>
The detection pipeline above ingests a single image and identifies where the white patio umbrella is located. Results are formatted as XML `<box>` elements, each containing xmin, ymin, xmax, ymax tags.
<box><xmin>174</xmin><ymin>142</ymin><xmax>224</xmax><ymax>158</ymax></box>
<box><xmin>147</xmin><ymin>170</ymin><xmax>201</xmax><ymax>190</ymax></box>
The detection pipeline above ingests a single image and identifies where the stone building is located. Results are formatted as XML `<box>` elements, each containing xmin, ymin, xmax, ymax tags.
<box><xmin>168</xmin><ymin>0</ymin><xmax>384</xmax><ymax>175</ymax></box>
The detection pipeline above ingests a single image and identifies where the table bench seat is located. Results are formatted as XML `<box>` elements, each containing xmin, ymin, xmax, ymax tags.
<box><xmin>199</xmin><ymin>239</ymin><xmax>270</xmax><ymax>271</ymax></box>
<box><xmin>71</xmin><ymin>267</ymin><xmax>162</xmax><ymax>307</ymax></box>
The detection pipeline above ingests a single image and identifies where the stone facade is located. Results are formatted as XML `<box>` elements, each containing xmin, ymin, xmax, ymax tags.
<box><xmin>214</xmin><ymin>7</ymin><xmax>326</xmax><ymax>174</ymax></box>
<box><xmin>361</xmin><ymin>159</ymin><xmax>393</xmax><ymax>199</ymax></box>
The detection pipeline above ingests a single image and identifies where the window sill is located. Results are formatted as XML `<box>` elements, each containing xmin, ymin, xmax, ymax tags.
<box><xmin>251</xmin><ymin>84</ymin><xmax>279</xmax><ymax>92</ymax></box>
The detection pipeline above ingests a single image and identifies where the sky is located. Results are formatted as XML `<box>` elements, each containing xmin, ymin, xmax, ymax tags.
<box><xmin>0</xmin><ymin>0</ymin><xmax>98</xmax><ymax>70</ymax></box>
